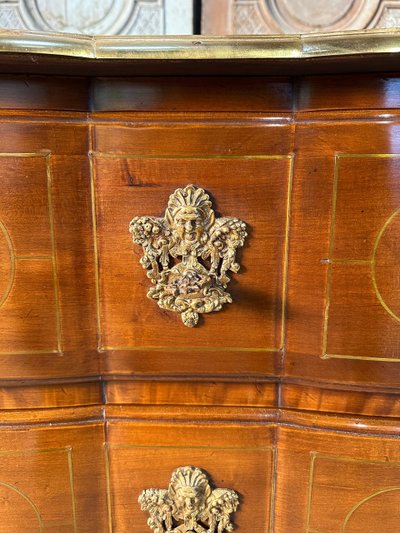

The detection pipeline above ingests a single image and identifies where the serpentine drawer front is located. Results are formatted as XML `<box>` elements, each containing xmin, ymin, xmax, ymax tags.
<box><xmin>0</xmin><ymin>31</ymin><xmax>398</xmax><ymax>532</ymax></box>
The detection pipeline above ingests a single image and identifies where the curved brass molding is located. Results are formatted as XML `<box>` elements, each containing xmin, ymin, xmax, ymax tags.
<box><xmin>129</xmin><ymin>185</ymin><xmax>247</xmax><ymax>327</ymax></box>
<box><xmin>1</xmin><ymin>28</ymin><xmax>400</xmax><ymax>60</ymax></box>
<box><xmin>138</xmin><ymin>465</ymin><xmax>239</xmax><ymax>533</ymax></box>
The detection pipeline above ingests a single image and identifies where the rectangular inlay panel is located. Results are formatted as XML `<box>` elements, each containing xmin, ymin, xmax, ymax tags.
<box><xmin>286</xmin><ymin>120</ymin><xmax>400</xmax><ymax>388</ymax></box>
<box><xmin>0</xmin><ymin>153</ymin><xmax>60</xmax><ymax>354</ymax></box>
<box><xmin>307</xmin><ymin>453</ymin><xmax>400</xmax><ymax>533</ymax></box>
<box><xmin>324</xmin><ymin>154</ymin><xmax>400</xmax><ymax>361</ymax></box>
<box><xmin>106</xmin><ymin>421</ymin><xmax>276</xmax><ymax>533</ymax></box>
<box><xmin>275</xmin><ymin>424</ymin><xmax>400</xmax><ymax>533</ymax></box>
<box><xmin>92</xmin><ymin>154</ymin><xmax>292</xmax><ymax>354</ymax></box>
<box><xmin>0</xmin><ymin>416</ymin><xmax>107</xmax><ymax>533</ymax></box>
<box><xmin>0</xmin><ymin>447</ymin><xmax>76</xmax><ymax>532</ymax></box>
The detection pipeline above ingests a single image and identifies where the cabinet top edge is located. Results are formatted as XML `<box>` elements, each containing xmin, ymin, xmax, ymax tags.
<box><xmin>1</xmin><ymin>29</ymin><xmax>400</xmax><ymax>75</ymax></box>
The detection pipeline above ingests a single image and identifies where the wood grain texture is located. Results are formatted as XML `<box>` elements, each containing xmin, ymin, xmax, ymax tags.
<box><xmin>0</xmin><ymin>76</ymin><xmax>89</xmax><ymax>111</ymax></box>
<box><xmin>106</xmin><ymin>418</ymin><xmax>276</xmax><ymax>533</ymax></box>
<box><xmin>0</xmin><ymin>116</ymin><xmax>98</xmax><ymax>380</ymax></box>
<box><xmin>276</xmin><ymin>424</ymin><xmax>400</xmax><ymax>533</ymax></box>
<box><xmin>92</xmin><ymin>77</ymin><xmax>293</xmax><ymax>113</ymax></box>
<box><xmin>105</xmin><ymin>380</ymin><xmax>278</xmax><ymax>407</ymax></box>
<box><xmin>0</xmin><ymin>382</ymin><xmax>102</xmax><ymax>409</ymax></box>
<box><xmin>0</xmin><ymin>412</ymin><xmax>107</xmax><ymax>532</ymax></box>
<box><xmin>297</xmin><ymin>74</ymin><xmax>400</xmax><ymax>111</ymax></box>
<box><xmin>286</xmin><ymin>118</ymin><xmax>400</xmax><ymax>388</ymax></box>
<box><xmin>0</xmin><ymin>69</ymin><xmax>398</xmax><ymax>531</ymax></box>
<box><xmin>93</xmin><ymin>117</ymin><xmax>292</xmax><ymax>378</ymax></box>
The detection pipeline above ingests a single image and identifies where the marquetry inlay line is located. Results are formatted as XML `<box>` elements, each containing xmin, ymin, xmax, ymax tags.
<box><xmin>322</xmin><ymin>153</ymin><xmax>400</xmax><ymax>362</ymax></box>
<box><xmin>90</xmin><ymin>152</ymin><xmax>293</xmax><ymax>353</ymax></box>
<box><xmin>306</xmin><ymin>452</ymin><xmax>400</xmax><ymax>533</ymax></box>
<box><xmin>104</xmin><ymin>443</ymin><xmax>113</xmax><ymax>533</ymax></box>
<box><xmin>88</xmin><ymin>139</ymin><xmax>102</xmax><ymax>348</ymax></box>
<box><xmin>281</xmin><ymin>155</ymin><xmax>293</xmax><ymax>352</ymax></box>
<box><xmin>0</xmin><ymin>447</ymin><xmax>77</xmax><ymax>532</ymax></box>
<box><xmin>341</xmin><ymin>486</ymin><xmax>400</xmax><ymax>532</ymax></box>
<box><xmin>306</xmin><ymin>451</ymin><xmax>317</xmax><ymax>533</ymax></box>
<box><xmin>0</xmin><ymin>152</ymin><xmax>62</xmax><ymax>355</ymax></box>
<box><xmin>67</xmin><ymin>447</ymin><xmax>78</xmax><ymax>533</ymax></box>
<box><xmin>269</xmin><ymin>446</ymin><xmax>278</xmax><ymax>533</ymax></box>
<box><xmin>371</xmin><ymin>207</ymin><xmax>400</xmax><ymax>323</ymax></box>
<box><xmin>0</xmin><ymin>480</ymin><xmax>44</xmax><ymax>531</ymax></box>
<box><xmin>0</xmin><ymin>220</ymin><xmax>15</xmax><ymax>308</ymax></box>
<box><xmin>45</xmin><ymin>153</ymin><xmax>62</xmax><ymax>354</ymax></box>
<box><xmin>104</xmin><ymin>443</ymin><xmax>276</xmax><ymax>533</ymax></box>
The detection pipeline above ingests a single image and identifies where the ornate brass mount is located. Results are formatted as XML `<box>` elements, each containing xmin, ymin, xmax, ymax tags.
<box><xmin>129</xmin><ymin>184</ymin><xmax>247</xmax><ymax>327</ymax></box>
<box><xmin>138</xmin><ymin>465</ymin><xmax>239</xmax><ymax>533</ymax></box>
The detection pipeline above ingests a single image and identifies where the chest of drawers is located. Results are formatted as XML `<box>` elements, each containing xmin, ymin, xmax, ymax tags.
<box><xmin>0</xmin><ymin>30</ymin><xmax>398</xmax><ymax>533</ymax></box>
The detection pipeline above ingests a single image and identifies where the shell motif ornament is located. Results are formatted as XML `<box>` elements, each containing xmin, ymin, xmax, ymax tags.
<box><xmin>129</xmin><ymin>185</ymin><xmax>247</xmax><ymax>327</ymax></box>
<box><xmin>138</xmin><ymin>465</ymin><xmax>240</xmax><ymax>533</ymax></box>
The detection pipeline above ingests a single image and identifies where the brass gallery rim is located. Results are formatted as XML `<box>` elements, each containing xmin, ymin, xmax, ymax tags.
<box><xmin>1</xmin><ymin>28</ymin><xmax>400</xmax><ymax>60</ymax></box>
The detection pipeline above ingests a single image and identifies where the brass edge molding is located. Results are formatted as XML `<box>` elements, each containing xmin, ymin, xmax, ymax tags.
<box><xmin>1</xmin><ymin>28</ymin><xmax>400</xmax><ymax>60</ymax></box>
<box><xmin>0</xmin><ymin>30</ymin><xmax>94</xmax><ymax>58</ymax></box>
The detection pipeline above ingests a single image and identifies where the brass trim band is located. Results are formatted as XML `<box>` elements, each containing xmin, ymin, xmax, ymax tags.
<box><xmin>0</xmin><ymin>28</ymin><xmax>400</xmax><ymax>61</ymax></box>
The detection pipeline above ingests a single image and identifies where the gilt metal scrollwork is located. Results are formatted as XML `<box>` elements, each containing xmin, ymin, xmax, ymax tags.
<box><xmin>129</xmin><ymin>184</ymin><xmax>247</xmax><ymax>327</ymax></box>
<box><xmin>138</xmin><ymin>465</ymin><xmax>239</xmax><ymax>533</ymax></box>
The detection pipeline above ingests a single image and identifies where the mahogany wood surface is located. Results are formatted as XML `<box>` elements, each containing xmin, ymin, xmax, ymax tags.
<box><xmin>0</xmin><ymin>69</ymin><xmax>398</xmax><ymax>532</ymax></box>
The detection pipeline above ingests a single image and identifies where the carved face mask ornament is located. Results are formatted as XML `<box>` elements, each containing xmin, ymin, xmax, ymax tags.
<box><xmin>129</xmin><ymin>184</ymin><xmax>247</xmax><ymax>327</ymax></box>
<box><xmin>138</xmin><ymin>465</ymin><xmax>240</xmax><ymax>533</ymax></box>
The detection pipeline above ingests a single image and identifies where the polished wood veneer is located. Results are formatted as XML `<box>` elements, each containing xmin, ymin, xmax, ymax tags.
<box><xmin>0</xmin><ymin>31</ymin><xmax>398</xmax><ymax>532</ymax></box>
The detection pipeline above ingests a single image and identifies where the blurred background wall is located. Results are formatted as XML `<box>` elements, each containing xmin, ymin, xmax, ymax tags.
<box><xmin>202</xmin><ymin>0</ymin><xmax>400</xmax><ymax>34</ymax></box>
<box><xmin>0</xmin><ymin>0</ymin><xmax>195</xmax><ymax>34</ymax></box>
<box><xmin>0</xmin><ymin>0</ymin><xmax>399</xmax><ymax>35</ymax></box>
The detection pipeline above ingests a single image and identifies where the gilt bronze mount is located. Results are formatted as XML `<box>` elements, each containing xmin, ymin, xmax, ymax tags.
<box><xmin>138</xmin><ymin>465</ymin><xmax>239</xmax><ymax>532</ymax></box>
<box><xmin>129</xmin><ymin>184</ymin><xmax>247</xmax><ymax>327</ymax></box>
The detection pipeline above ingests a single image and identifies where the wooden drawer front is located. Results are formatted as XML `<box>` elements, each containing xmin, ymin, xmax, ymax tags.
<box><xmin>93</xmin><ymin>121</ymin><xmax>292</xmax><ymax>376</ymax></box>
<box><xmin>276</xmin><ymin>425</ymin><xmax>400</xmax><ymax>533</ymax></box>
<box><xmin>0</xmin><ymin>414</ymin><xmax>106</xmax><ymax>532</ymax></box>
<box><xmin>106</xmin><ymin>419</ymin><xmax>275</xmax><ymax>533</ymax></box>
<box><xmin>0</xmin><ymin>121</ymin><xmax>97</xmax><ymax>380</ymax></box>
<box><xmin>0</xmin><ymin>153</ymin><xmax>59</xmax><ymax>354</ymax></box>
<box><xmin>287</xmin><ymin>120</ymin><xmax>400</xmax><ymax>388</ymax></box>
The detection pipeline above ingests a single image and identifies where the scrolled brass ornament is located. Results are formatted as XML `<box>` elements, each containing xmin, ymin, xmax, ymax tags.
<box><xmin>138</xmin><ymin>465</ymin><xmax>239</xmax><ymax>533</ymax></box>
<box><xmin>129</xmin><ymin>184</ymin><xmax>247</xmax><ymax>327</ymax></box>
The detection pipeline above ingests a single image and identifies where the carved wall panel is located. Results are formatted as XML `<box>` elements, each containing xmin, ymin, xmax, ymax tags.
<box><xmin>202</xmin><ymin>0</ymin><xmax>400</xmax><ymax>34</ymax></box>
<box><xmin>0</xmin><ymin>0</ymin><xmax>193</xmax><ymax>35</ymax></box>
